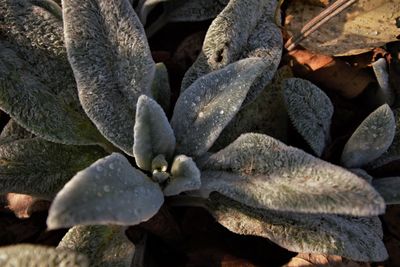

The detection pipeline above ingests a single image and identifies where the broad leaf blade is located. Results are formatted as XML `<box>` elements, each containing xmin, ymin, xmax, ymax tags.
<box><xmin>0</xmin><ymin>0</ymin><xmax>102</xmax><ymax>145</ymax></box>
<box><xmin>0</xmin><ymin>244</ymin><xmax>89</xmax><ymax>266</ymax></box>
<box><xmin>133</xmin><ymin>95</ymin><xmax>176</xmax><ymax>171</ymax></box>
<box><xmin>283</xmin><ymin>78</ymin><xmax>333</xmax><ymax>156</ymax></box>
<box><xmin>171</xmin><ymin>58</ymin><xmax>266</xmax><ymax>158</ymax></box>
<box><xmin>136</xmin><ymin>0</ymin><xmax>168</xmax><ymax>24</ymax></box>
<box><xmin>212</xmin><ymin>66</ymin><xmax>291</xmax><ymax>151</ymax></box>
<box><xmin>47</xmin><ymin>153</ymin><xmax>164</xmax><ymax>229</ymax></box>
<box><xmin>368</xmin><ymin>108</ymin><xmax>400</xmax><ymax>169</ymax></box>
<box><xmin>58</xmin><ymin>225</ymin><xmax>135</xmax><ymax>267</ymax></box>
<box><xmin>208</xmin><ymin>194</ymin><xmax>388</xmax><ymax>262</ymax></box>
<box><xmin>198</xmin><ymin>133</ymin><xmax>385</xmax><ymax>216</ymax></box>
<box><xmin>181</xmin><ymin>0</ymin><xmax>282</xmax><ymax>105</ymax></box>
<box><xmin>63</xmin><ymin>0</ymin><xmax>156</xmax><ymax>155</ymax></box>
<box><xmin>0</xmin><ymin>43</ymin><xmax>103</xmax><ymax>145</ymax></box>
<box><xmin>164</xmin><ymin>155</ymin><xmax>201</xmax><ymax>196</ymax></box>
<box><xmin>373</xmin><ymin>177</ymin><xmax>400</xmax><ymax>205</ymax></box>
<box><xmin>341</xmin><ymin>104</ymin><xmax>396</xmax><ymax>168</ymax></box>
<box><xmin>0</xmin><ymin>138</ymin><xmax>107</xmax><ymax>200</ymax></box>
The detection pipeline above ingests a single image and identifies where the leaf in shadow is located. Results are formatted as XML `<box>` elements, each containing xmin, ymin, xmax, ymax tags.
<box><xmin>341</xmin><ymin>104</ymin><xmax>396</xmax><ymax>168</ymax></box>
<box><xmin>207</xmin><ymin>194</ymin><xmax>388</xmax><ymax>262</ymax></box>
<box><xmin>373</xmin><ymin>177</ymin><xmax>400</xmax><ymax>205</ymax></box>
<box><xmin>58</xmin><ymin>225</ymin><xmax>135</xmax><ymax>267</ymax></box>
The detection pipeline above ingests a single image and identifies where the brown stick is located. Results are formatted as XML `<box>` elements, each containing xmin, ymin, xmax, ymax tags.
<box><xmin>285</xmin><ymin>0</ymin><xmax>358</xmax><ymax>51</ymax></box>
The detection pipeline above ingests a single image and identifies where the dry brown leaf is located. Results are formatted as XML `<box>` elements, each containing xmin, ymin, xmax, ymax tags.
<box><xmin>285</xmin><ymin>0</ymin><xmax>400</xmax><ymax>56</ymax></box>
<box><xmin>5</xmin><ymin>193</ymin><xmax>49</xmax><ymax>218</ymax></box>
<box><xmin>285</xmin><ymin>48</ymin><xmax>375</xmax><ymax>98</ymax></box>
<box><xmin>284</xmin><ymin>253</ymin><xmax>371</xmax><ymax>267</ymax></box>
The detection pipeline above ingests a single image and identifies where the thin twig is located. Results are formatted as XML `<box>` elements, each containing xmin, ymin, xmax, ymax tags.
<box><xmin>285</xmin><ymin>0</ymin><xmax>358</xmax><ymax>51</ymax></box>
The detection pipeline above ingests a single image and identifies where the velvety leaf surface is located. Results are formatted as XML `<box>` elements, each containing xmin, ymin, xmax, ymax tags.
<box><xmin>58</xmin><ymin>225</ymin><xmax>135</xmax><ymax>267</ymax></box>
<box><xmin>349</xmin><ymin>169</ymin><xmax>373</xmax><ymax>184</ymax></box>
<box><xmin>212</xmin><ymin>65</ymin><xmax>291</xmax><ymax>151</ymax></box>
<box><xmin>163</xmin><ymin>155</ymin><xmax>201</xmax><ymax>196</ymax></box>
<box><xmin>198</xmin><ymin>133</ymin><xmax>385</xmax><ymax>216</ymax></box>
<box><xmin>47</xmin><ymin>153</ymin><xmax>164</xmax><ymax>229</ymax></box>
<box><xmin>133</xmin><ymin>95</ymin><xmax>175</xmax><ymax>171</ymax></box>
<box><xmin>0</xmin><ymin>244</ymin><xmax>89</xmax><ymax>266</ymax></box>
<box><xmin>0</xmin><ymin>138</ymin><xmax>107</xmax><ymax>200</ymax></box>
<box><xmin>171</xmin><ymin>58</ymin><xmax>266</xmax><ymax>158</ymax></box>
<box><xmin>0</xmin><ymin>43</ymin><xmax>103</xmax><ymax>145</ymax></box>
<box><xmin>341</xmin><ymin>104</ymin><xmax>396</xmax><ymax>168</ymax></box>
<box><xmin>63</xmin><ymin>0</ymin><xmax>156</xmax><ymax>154</ymax></box>
<box><xmin>368</xmin><ymin>108</ymin><xmax>400</xmax><ymax>169</ymax></box>
<box><xmin>373</xmin><ymin>177</ymin><xmax>400</xmax><ymax>205</ymax></box>
<box><xmin>0</xmin><ymin>119</ymin><xmax>35</xmax><ymax>143</ymax></box>
<box><xmin>207</xmin><ymin>194</ymin><xmax>388</xmax><ymax>262</ymax></box>
<box><xmin>283</xmin><ymin>78</ymin><xmax>333</xmax><ymax>157</ymax></box>
<box><xmin>151</xmin><ymin>63</ymin><xmax>171</xmax><ymax>113</ymax></box>
<box><xmin>181</xmin><ymin>0</ymin><xmax>282</xmax><ymax>105</ymax></box>
<box><xmin>0</xmin><ymin>0</ymin><xmax>103</xmax><ymax>145</ymax></box>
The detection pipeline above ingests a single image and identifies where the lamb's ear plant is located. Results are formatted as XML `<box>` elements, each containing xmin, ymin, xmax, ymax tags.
<box><xmin>0</xmin><ymin>0</ymin><xmax>394</xmax><ymax>264</ymax></box>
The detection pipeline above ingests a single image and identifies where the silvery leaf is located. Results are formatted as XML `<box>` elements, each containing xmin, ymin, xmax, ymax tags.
<box><xmin>151</xmin><ymin>63</ymin><xmax>171</xmax><ymax>113</ymax></box>
<box><xmin>212</xmin><ymin>66</ymin><xmax>291</xmax><ymax>151</ymax></box>
<box><xmin>58</xmin><ymin>225</ymin><xmax>135</xmax><ymax>267</ymax></box>
<box><xmin>0</xmin><ymin>138</ymin><xmax>106</xmax><ymax>200</ymax></box>
<box><xmin>0</xmin><ymin>244</ymin><xmax>89</xmax><ymax>267</ymax></box>
<box><xmin>283</xmin><ymin>78</ymin><xmax>334</xmax><ymax>156</ymax></box>
<box><xmin>207</xmin><ymin>194</ymin><xmax>388</xmax><ymax>262</ymax></box>
<box><xmin>341</xmin><ymin>104</ymin><xmax>396</xmax><ymax>168</ymax></box>
<box><xmin>0</xmin><ymin>43</ymin><xmax>104</xmax><ymax>145</ymax></box>
<box><xmin>133</xmin><ymin>95</ymin><xmax>176</xmax><ymax>171</ymax></box>
<box><xmin>163</xmin><ymin>155</ymin><xmax>201</xmax><ymax>196</ymax></box>
<box><xmin>181</xmin><ymin>0</ymin><xmax>282</xmax><ymax>105</ymax></box>
<box><xmin>0</xmin><ymin>120</ymin><xmax>35</xmax><ymax>143</ymax></box>
<box><xmin>373</xmin><ymin>177</ymin><xmax>400</xmax><ymax>205</ymax></box>
<box><xmin>63</xmin><ymin>0</ymin><xmax>156</xmax><ymax>155</ymax></box>
<box><xmin>368</xmin><ymin>108</ymin><xmax>400</xmax><ymax>169</ymax></box>
<box><xmin>198</xmin><ymin>133</ymin><xmax>385</xmax><ymax>216</ymax></box>
<box><xmin>47</xmin><ymin>153</ymin><xmax>164</xmax><ymax>229</ymax></box>
<box><xmin>171</xmin><ymin>58</ymin><xmax>266</xmax><ymax>158</ymax></box>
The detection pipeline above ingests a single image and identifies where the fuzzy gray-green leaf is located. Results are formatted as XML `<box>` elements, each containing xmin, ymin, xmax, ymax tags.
<box><xmin>283</xmin><ymin>78</ymin><xmax>333</xmax><ymax>156</ymax></box>
<box><xmin>171</xmin><ymin>58</ymin><xmax>266</xmax><ymax>158</ymax></box>
<box><xmin>373</xmin><ymin>177</ymin><xmax>400</xmax><ymax>205</ymax></box>
<box><xmin>164</xmin><ymin>155</ymin><xmax>201</xmax><ymax>196</ymax></box>
<box><xmin>208</xmin><ymin>194</ymin><xmax>388</xmax><ymax>262</ymax></box>
<box><xmin>0</xmin><ymin>43</ymin><xmax>103</xmax><ymax>145</ymax></box>
<box><xmin>47</xmin><ymin>153</ymin><xmax>164</xmax><ymax>229</ymax></box>
<box><xmin>0</xmin><ymin>244</ymin><xmax>89</xmax><ymax>267</ymax></box>
<box><xmin>212</xmin><ymin>65</ymin><xmax>291</xmax><ymax>151</ymax></box>
<box><xmin>181</xmin><ymin>0</ymin><xmax>282</xmax><ymax>105</ymax></box>
<box><xmin>0</xmin><ymin>138</ymin><xmax>106</xmax><ymax>200</ymax></box>
<box><xmin>58</xmin><ymin>225</ymin><xmax>135</xmax><ymax>267</ymax></box>
<box><xmin>0</xmin><ymin>0</ymin><xmax>103</xmax><ymax>145</ymax></box>
<box><xmin>368</xmin><ymin>108</ymin><xmax>400</xmax><ymax>169</ymax></box>
<box><xmin>198</xmin><ymin>133</ymin><xmax>385</xmax><ymax>216</ymax></box>
<box><xmin>133</xmin><ymin>95</ymin><xmax>176</xmax><ymax>171</ymax></box>
<box><xmin>341</xmin><ymin>104</ymin><xmax>396</xmax><ymax>168</ymax></box>
<box><xmin>63</xmin><ymin>0</ymin><xmax>156</xmax><ymax>155</ymax></box>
